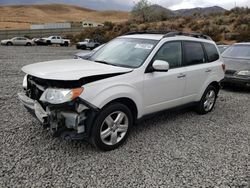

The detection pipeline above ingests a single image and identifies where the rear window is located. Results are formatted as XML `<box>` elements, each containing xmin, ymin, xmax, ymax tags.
<box><xmin>222</xmin><ymin>45</ymin><xmax>250</xmax><ymax>59</ymax></box>
<box><xmin>183</xmin><ymin>42</ymin><xmax>205</xmax><ymax>66</ymax></box>
<box><xmin>204</xmin><ymin>43</ymin><xmax>219</xmax><ymax>62</ymax></box>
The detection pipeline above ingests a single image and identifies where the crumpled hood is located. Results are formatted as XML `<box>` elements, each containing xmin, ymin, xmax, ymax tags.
<box><xmin>223</xmin><ymin>57</ymin><xmax>250</xmax><ymax>71</ymax></box>
<box><xmin>22</xmin><ymin>59</ymin><xmax>132</xmax><ymax>80</ymax></box>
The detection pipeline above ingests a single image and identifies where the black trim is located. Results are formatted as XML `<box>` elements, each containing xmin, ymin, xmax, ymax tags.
<box><xmin>28</xmin><ymin>72</ymin><xmax>131</xmax><ymax>89</ymax></box>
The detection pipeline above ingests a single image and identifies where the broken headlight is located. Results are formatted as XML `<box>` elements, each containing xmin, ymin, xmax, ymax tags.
<box><xmin>40</xmin><ymin>88</ymin><xmax>84</xmax><ymax>104</ymax></box>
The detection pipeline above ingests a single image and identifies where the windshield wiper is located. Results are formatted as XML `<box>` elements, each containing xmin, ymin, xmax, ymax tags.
<box><xmin>94</xmin><ymin>60</ymin><xmax>119</xmax><ymax>67</ymax></box>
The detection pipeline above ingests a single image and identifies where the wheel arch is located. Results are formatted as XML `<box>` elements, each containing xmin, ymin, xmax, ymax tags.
<box><xmin>102</xmin><ymin>97</ymin><xmax>138</xmax><ymax>122</ymax></box>
<box><xmin>198</xmin><ymin>80</ymin><xmax>221</xmax><ymax>101</ymax></box>
<box><xmin>209</xmin><ymin>81</ymin><xmax>220</xmax><ymax>94</ymax></box>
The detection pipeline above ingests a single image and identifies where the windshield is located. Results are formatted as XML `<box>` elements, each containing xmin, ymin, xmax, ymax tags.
<box><xmin>90</xmin><ymin>38</ymin><xmax>158</xmax><ymax>68</ymax></box>
<box><xmin>222</xmin><ymin>45</ymin><xmax>250</xmax><ymax>59</ymax></box>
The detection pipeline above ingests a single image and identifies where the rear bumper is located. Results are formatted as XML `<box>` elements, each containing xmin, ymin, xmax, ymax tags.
<box><xmin>223</xmin><ymin>75</ymin><xmax>250</xmax><ymax>87</ymax></box>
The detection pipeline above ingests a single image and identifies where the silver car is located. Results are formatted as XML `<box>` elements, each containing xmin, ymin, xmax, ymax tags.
<box><xmin>74</xmin><ymin>44</ymin><xmax>104</xmax><ymax>59</ymax></box>
<box><xmin>1</xmin><ymin>37</ymin><xmax>34</xmax><ymax>46</ymax></box>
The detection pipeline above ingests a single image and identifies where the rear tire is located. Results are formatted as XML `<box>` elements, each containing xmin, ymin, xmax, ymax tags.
<box><xmin>26</xmin><ymin>42</ymin><xmax>31</xmax><ymax>46</ymax></box>
<box><xmin>196</xmin><ymin>85</ymin><xmax>217</xmax><ymax>115</ymax></box>
<box><xmin>91</xmin><ymin>103</ymin><xmax>133</xmax><ymax>151</ymax></box>
<box><xmin>64</xmin><ymin>42</ymin><xmax>69</xmax><ymax>47</ymax></box>
<box><xmin>46</xmin><ymin>40</ymin><xmax>51</xmax><ymax>45</ymax></box>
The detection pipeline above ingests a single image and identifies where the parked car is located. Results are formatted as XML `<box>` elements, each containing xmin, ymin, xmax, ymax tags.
<box><xmin>74</xmin><ymin>44</ymin><xmax>104</xmax><ymax>59</ymax></box>
<box><xmin>222</xmin><ymin>43</ymin><xmax>250</xmax><ymax>88</ymax></box>
<box><xmin>76</xmin><ymin>39</ymin><xmax>100</xmax><ymax>50</ymax></box>
<box><xmin>217</xmin><ymin>45</ymin><xmax>229</xmax><ymax>53</ymax></box>
<box><xmin>35</xmin><ymin>36</ymin><xmax>70</xmax><ymax>46</ymax></box>
<box><xmin>18</xmin><ymin>32</ymin><xmax>225</xmax><ymax>151</ymax></box>
<box><xmin>1</xmin><ymin>37</ymin><xmax>34</xmax><ymax>46</ymax></box>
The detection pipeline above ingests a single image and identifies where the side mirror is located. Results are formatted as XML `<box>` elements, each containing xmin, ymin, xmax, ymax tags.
<box><xmin>152</xmin><ymin>60</ymin><xmax>169</xmax><ymax>72</ymax></box>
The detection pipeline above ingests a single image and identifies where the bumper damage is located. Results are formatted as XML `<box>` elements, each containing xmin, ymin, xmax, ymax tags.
<box><xmin>17</xmin><ymin>92</ymin><xmax>98</xmax><ymax>140</ymax></box>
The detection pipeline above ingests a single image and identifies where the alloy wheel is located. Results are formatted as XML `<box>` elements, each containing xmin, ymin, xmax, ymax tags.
<box><xmin>204</xmin><ymin>90</ymin><xmax>216</xmax><ymax>112</ymax></box>
<box><xmin>100</xmin><ymin>111</ymin><xmax>129</xmax><ymax>146</ymax></box>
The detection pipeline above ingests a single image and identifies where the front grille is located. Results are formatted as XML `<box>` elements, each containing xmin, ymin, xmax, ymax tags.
<box><xmin>225</xmin><ymin>70</ymin><xmax>236</xmax><ymax>75</ymax></box>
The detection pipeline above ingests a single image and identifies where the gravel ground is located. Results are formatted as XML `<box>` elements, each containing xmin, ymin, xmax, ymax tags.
<box><xmin>0</xmin><ymin>46</ymin><xmax>249</xmax><ymax>188</ymax></box>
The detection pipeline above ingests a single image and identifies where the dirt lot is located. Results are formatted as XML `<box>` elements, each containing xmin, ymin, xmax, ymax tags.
<box><xmin>0</xmin><ymin>46</ymin><xmax>249</xmax><ymax>187</ymax></box>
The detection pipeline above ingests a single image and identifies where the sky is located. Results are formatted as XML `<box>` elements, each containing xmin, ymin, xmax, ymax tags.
<box><xmin>0</xmin><ymin>0</ymin><xmax>249</xmax><ymax>11</ymax></box>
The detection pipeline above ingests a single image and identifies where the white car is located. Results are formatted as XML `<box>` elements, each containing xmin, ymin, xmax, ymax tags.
<box><xmin>76</xmin><ymin>39</ymin><xmax>101</xmax><ymax>50</ymax></box>
<box><xmin>1</xmin><ymin>37</ymin><xmax>34</xmax><ymax>46</ymax></box>
<box><xmin>18</xmin><ymin>32</ymin><xmax>225</xmax><ymax>151</ymax></box>
<box><xmin>36</xmin><ymin>36</ymin><xmax>70</xmax><ymax>46</ymax></box>
<box><xmin>74</xmin><ymin>44</ymin><xmax>104</xmax><ymax>59</ymax></box>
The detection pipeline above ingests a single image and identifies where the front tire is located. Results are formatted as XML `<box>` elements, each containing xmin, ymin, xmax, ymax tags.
<box><xmin>81</xmin><ymin>45</ymin><xmax>86</xmax><ymax>50</ymax></box>
<box><xmin>91</xmin><ymin>103</ymin><xmax>133</xmax><ymax>151</ymax></box>
<box><xmin>6</xmin><ymin>42</ymin><xmax>13</xmax><ymax>46</ymax></box>
<box><xmin>196</xmin><ymin>85</ymin><xmax>217</xmax><ymax>115</ymax></box>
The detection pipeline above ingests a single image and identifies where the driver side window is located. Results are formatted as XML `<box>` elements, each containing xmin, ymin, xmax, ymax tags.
<box><xmin>153</xmin><ymin>42</ymin><xmax>182</xmax><ymax>69</ymax></box>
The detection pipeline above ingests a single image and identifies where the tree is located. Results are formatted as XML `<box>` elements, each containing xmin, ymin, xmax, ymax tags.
<box><xmin>131</xmin><ymin>0</ymin><xmax>151</xmax><ymax>23</ymax></box>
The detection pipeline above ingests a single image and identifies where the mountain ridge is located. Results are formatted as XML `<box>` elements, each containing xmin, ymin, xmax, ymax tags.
<box><xmin>148</xmin><ymin>4</ymin><xmax>226</xmax><ymax>17</ymax></box>
<box><xmin>0</xmin><ymin>4</ymin><xmax>227</xmax><ymax>30</ymax></box>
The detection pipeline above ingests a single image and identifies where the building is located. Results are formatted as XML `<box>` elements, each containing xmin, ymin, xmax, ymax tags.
<box><xmin>30</xmin><ymin>23</ymin><xmax>71</xmax><ymax>30</ymax></box>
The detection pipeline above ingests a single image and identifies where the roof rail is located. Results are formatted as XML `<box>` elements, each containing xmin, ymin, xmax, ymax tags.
<box><xmin>163</xmin><ymin>31</ymin><xmax>212</xmax><ymax>40</ymax></box>
<box><xmin>124</xmin><ymin>30</ymin><xmax>169</xmax><ymax>35</ymax></box>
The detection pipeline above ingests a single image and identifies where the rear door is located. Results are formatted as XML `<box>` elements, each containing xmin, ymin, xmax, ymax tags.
<box><xmin>56</xmin><ymin>36</ymin><xmax>62</xmax><ymax>44</ymax></box>
<box><xmin>182</xmin><ymin>41</ymin><xmax>217</xmax><ymax>102</ymax></box>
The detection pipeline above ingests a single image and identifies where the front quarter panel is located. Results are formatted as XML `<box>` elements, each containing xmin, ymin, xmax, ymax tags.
<box><xmin>79</xmin><ymin>71</ymin><xmax>144</xmax><ymax>118</ymax></box>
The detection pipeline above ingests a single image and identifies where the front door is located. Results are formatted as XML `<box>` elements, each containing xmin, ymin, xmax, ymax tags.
<box><xmin>143</xmin><ymin>41</ymin><xmax>187</xmax><ymax>115</ymax></box>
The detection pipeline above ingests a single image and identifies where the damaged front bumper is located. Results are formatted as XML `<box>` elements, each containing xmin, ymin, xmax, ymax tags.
<box><xmin>17</xmin><ymin>92</ymin><xmax>98</xmax><ymax>140</ymax></box>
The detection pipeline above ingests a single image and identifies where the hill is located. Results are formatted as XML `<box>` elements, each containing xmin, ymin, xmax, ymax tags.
<box><xmin>0</xmin><ymin>4</ymin><xmax>129</xmax><ymax>30</ymax></box>
<box><xmin>175</xmin><ymin>6</ymin><xmax>226</xmax><ymax>16</ymax></box>
<box><xmin>148</xmin><ymin>4</ymin><xmax>175</xmax><ymax>17</ymax></box>
<box><xmin>148</xmin><ymin>5</ymin><xmax>226</xmax><ymax>17</ymax></box>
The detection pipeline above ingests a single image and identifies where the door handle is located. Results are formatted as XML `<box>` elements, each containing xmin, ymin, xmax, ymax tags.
<box><xmin>177</xmin><ymin>73</ymin><xmax>186</xmax><ymax>78</ymax></box>
<box><xmin>205</xmin><ymin>69</ymin><xmax>212</xmax><ymax>73</ymax></box>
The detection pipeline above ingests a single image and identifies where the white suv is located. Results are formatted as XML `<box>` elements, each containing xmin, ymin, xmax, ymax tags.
<box><xmin>18</xmin><ymin>32</ymin><xmax>225</xmax><ymax>151</ymax></box>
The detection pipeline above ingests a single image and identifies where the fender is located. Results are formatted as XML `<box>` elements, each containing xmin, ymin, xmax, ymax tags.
<box><xmin>80</xmin><ymin>82</ymin><xmax>144</xmax><ymax>118</ymax></box>
<box><xmin>197</xmin><ymin>72</ymin><xmax>223</xmax><ymax>101</ymax></box>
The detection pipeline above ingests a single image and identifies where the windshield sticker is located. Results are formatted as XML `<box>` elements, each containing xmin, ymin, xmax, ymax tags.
<box><xmin>135</xmin><ymin>43</ymin><xmax>154</xmax><ymax>50</ymax></box>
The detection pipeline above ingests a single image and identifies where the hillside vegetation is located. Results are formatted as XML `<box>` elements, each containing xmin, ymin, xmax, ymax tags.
<box><xmin>0</xmin><ymin>4</ymin><xmax>129</xmax><ymax>30</ymax></box>
<box><xmin>70</xmin><ymin>6</ymin><xmax>249</xmax><ymax>44</ymax></box>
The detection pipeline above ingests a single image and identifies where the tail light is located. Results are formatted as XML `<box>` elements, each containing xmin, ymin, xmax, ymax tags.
<box><xmin>222</xmin><ymin>64</ymin><xmax>226</xmax><ymax>73</ymax></box>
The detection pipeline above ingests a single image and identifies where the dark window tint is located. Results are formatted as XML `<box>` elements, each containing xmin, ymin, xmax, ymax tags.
<box><xmin>183</xmin><ymin>42</ymin><xmax>205</xmax><ymax>66</ymax></box>
<box><xmin>204</xmin><ymin>43</ymin><xmax>219</xmax><ymax>62</ymax></box>
<box><xmin>153</xmin><ymin>42</ymin><xmax>182</xmax><ymax>68</ymax></box>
